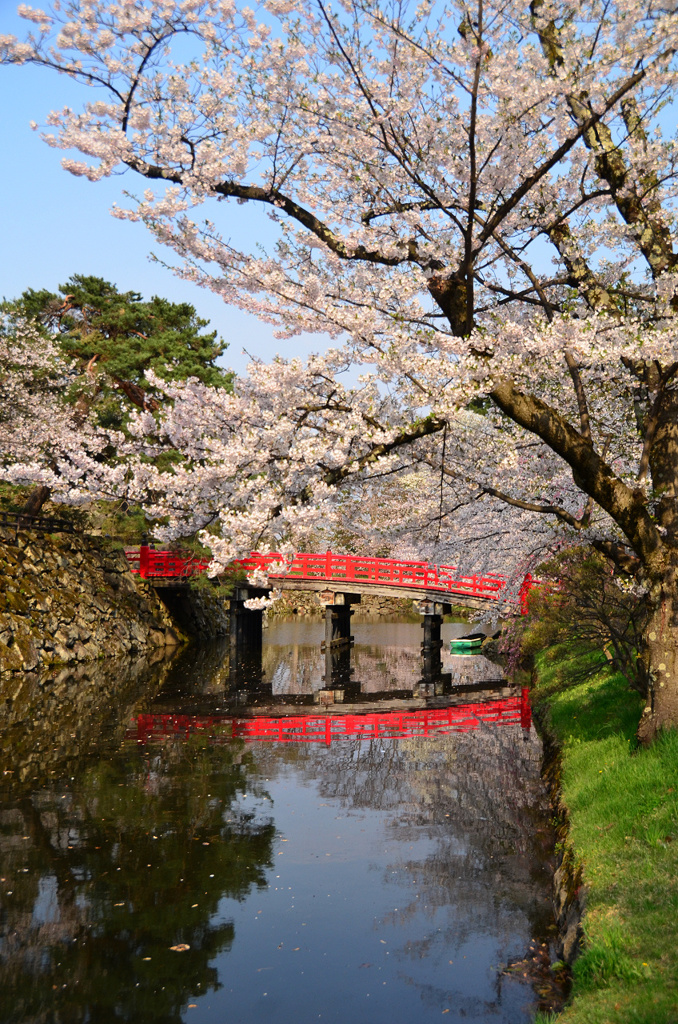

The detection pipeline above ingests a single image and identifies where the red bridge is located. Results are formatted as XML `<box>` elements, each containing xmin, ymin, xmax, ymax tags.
<box><xmin>130</xmin><ymin>691</ymin><xmax>532</xmax><ymax>746</ymax></box>
<box><xmin>125</xmin><ymin>546</ymin><xmax>535</xmax><ymax>611</ymax></box>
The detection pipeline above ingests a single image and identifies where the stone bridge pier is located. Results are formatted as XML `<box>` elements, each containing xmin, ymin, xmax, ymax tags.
<box><xmin>227</xmin><ymin>588</ymin><xmax>458</xmax><ymax>696</ymax></box>
<box><xmin>320</xmin><ymin>592</ymin><xmax>360</xmax><ymax>649</ymax></box>
<box><xmin>229</xmin><ymin>590</ymin><xmax>264</xmax><ymax>652</ymax></box>
<box><xmin>228</xmin><ymin>589</ymin><xmax>266</xmax><ymax>692</ymax></box>
<box><xmin>419</xmin><ymin>598</ymin><xmax>447</xmax><ymax>650</ymax></box>
<box><xmin>418</xmin><ymin>600</ymin><xmax>448</xmax><ymax>694</ymax></box>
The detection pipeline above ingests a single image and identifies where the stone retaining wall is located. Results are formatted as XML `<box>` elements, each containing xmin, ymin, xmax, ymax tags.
<box><xmin>268</xmin><ymin>588</ymin><xmax>417</xmax><ymax>619</ymax></box>
<box><xmin>535</xmin><ymin>702</ymin><xmax>585</xmax><ymax>966</ymax></box>
<box><xmin>0</xmin><ymin>527</ymin><xmax>185</xmax><ymax>674</ymax></box>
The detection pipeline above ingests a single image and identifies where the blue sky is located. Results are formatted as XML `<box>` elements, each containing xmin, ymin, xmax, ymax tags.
<box><xmin>0</xmin><ymin>0</ymin><xmax>327</xmax><ymax>376</ymax></box>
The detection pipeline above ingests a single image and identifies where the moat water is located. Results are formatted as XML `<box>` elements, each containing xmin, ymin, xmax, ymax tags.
<box><xmin>0</xmin><ymin>618</ymin><xmax>555</xmax><ymax>1023</ymax></box>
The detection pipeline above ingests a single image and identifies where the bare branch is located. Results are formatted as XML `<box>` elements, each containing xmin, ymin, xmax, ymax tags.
<box><xmin>564</xmin><ymin>351</ymin><xmax>592</xmax><ymax>443</ymax></box>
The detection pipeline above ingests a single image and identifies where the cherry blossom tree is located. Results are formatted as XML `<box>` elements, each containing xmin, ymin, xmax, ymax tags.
<box><xmin>0</xmin><ymin>319</ymin><xmax>128</xmax><ymax>508</ymax></box>
<box><xmin>5</xmin><ymin>0</ymin><xmax>678</xmax><ymax>738</ymax></box>
<box><xmin>113</xmin><ymin>352</ymin><xmax>619</xmax><ymax>609</ymax></box>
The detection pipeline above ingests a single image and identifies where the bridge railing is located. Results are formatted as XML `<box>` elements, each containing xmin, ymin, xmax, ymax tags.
<box><xmin>236</xmin><ymin>551</ymin><xmax>508</xmax><ymax>601</ymax></box>
<box><xmin>124</xmin><ymin>546</ymin><xmax>211</xmax><ymax>579</ymax></box>
<box><xmin>123</xmin><ymin>545</ymin><xmax>537</xmax><ymax>610</ymax></box>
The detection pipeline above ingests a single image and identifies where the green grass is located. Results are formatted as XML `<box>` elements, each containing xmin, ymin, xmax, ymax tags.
<box><xmin>531</xmin><ymin>647</ymin><xmax>678</xmax><ymax>1023</ymax></box>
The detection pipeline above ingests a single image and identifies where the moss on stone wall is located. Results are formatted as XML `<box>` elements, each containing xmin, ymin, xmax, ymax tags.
<box><xmin>0</xmin><ymin>527</ymin><xmax>186</xmax><ymax>674</ymax></box>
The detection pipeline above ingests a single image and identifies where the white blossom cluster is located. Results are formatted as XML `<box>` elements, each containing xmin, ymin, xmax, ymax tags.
<box><xmin>0</xmin><ymin>321</ymin><xmax>128</xmax><ymax>505</ymax></box>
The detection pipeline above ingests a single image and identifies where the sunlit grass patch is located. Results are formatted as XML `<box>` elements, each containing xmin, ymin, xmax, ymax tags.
<box><xmin>572</xmin><ymin>919</ymin><xmax>645</xmax><ymax>990</ymax></box>
<box><xmin>532</xmin><ymin>651</ymin><xmax>678</xmax><ymax>1024</ymax></box>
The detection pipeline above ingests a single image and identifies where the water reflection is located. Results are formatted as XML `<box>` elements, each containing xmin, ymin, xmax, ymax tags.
<box><xmin>249</xmin><ymin>724</ymin><xmax>552</xmax><ymax>1011</ymax></box>
<box><xmin>0</xmin><ymin>650</ymin><xmax>176</xmax><ymax>788</ymax></box>
<box><xmin>133</xmin><ymin>694</ymin><xmax>531</xmax><ymax>745</ymax></box>
<box><xmin>0</xmin><ymin>620</ymin><xmax>553</xmax><ymax>1024</ymax></box>
<box><xmin>0</xmin><ymin>717</ymin><xmax>275</xmax><ymax>1023</ymax></box>
<box><xmin>264</xmin><ymin>619</ymin><xmax>503</xmax><ymax>699</ymax></box>
<box><xmin>154</xmin><ymin>620</ymin><xmax>506</xmax><ymax>715</ymax></box>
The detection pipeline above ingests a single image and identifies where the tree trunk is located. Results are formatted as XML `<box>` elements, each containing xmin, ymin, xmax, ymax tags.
<box><xmin>20</xmin><ymin>485</ymin><xmax>51</xmax><ymax>520</ymax></box>
<box><xmin>637</xmin><ymin>562</ymin><xmax>678</xmax><ymax>743</ymax></box>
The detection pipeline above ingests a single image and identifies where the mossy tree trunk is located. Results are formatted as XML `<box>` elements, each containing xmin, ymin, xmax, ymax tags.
<box><xmin>637</xmin><ymin>562</ymin><xmax>678</xmax><ymax>742</ymax></box>
<box><xmin>20</xmin><ymin>485</ymin><xmax>51</xmax><ymax>519</ymax></box>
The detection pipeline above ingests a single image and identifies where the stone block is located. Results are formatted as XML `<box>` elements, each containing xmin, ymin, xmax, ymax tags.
<box><xmin>4</xmin><ymin>589</ymin><xmax>30</xmax><ymax>616</ymax></box>
<box><xmin>0</xmin><ymin>640</ymin><xmax>25</xmax><ymax>673</ymax></box>
<box><xmin>13</xmin><ymin>633</ymin><xmax>39</xmax><ymax>672</ymax></box>
<box><xmin>52</xmin><ymin>645</ymin><xmax>72</xmax><ymax>664</ymax></box>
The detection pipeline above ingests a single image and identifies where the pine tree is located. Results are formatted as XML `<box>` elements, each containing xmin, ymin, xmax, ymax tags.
<box><xmin>5</xmin><ymin>274</ymin><xmax>233</xmax><ymax>424</ymax></box>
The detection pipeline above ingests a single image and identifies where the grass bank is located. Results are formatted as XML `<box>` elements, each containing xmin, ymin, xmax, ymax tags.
<box><xmin>531</xmin><ymin>645</ymin><xmax>678</xmax><ymax>1024</ymax></box>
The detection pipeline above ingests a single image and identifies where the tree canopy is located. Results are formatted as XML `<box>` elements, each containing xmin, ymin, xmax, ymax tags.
<box><xmin>13</xmin><ymin>274</ymin><xmax>230</xmax><ymax>385</ymax></box>
<box><xmin>5</xmin><ymin>274</ymin><xmax>232</xmax><ymax>419</ymax></box>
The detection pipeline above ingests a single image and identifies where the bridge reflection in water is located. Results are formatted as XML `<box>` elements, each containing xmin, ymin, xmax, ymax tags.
<box><xmin>135</xmin><ymin>619</ymin><xmax>531</xmax><ymax>747</ymax></box>
<box><xmin>132</xmin><ymin>689</ymin><xmax>531</xmax><ymax>746</ymax></box>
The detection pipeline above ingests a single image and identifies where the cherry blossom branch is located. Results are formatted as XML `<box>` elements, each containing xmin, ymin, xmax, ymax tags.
<box><xmin>564</xmin><ymin>351</ymin><xmax>593</xmax><ymax>444</ymax></box>
<box><xmin>475</xmin><ymin>66</ymin><xmax>650</xmax><ymax>253</ymax></box>
<box><xmin>490</xmin><ymin>379</ymin><xmax>660</xmax><ymax>562</ymax></box>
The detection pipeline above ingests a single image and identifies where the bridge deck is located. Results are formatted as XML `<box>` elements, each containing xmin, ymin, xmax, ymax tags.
<box><xmin>275</xmin><ymin>577</ymin><xmax>493</xmax><ymax>608</ymax></box>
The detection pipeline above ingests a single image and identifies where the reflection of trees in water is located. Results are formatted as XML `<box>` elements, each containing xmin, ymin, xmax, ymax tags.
<box><xmin>393</xmin><ymin>971</ymin><xmax>508</xmax><ymax>1023</ymax></box>
<box><xmin>262</xmin><ymin>642</ymin><xmax>502</xmax><ymax>695</ymax></box>
<box><xmin>352</xmin><ymin>644</ymin><xmax>422</xmax><ymax>692</ymax></box>
<box><xmin>444</xmin><ymin>653</ymin><xmax>503</xmax><ymax>685</ymax></box>
<box><xmin>0</xmin><ymin>729</ymin><xmax>275</xmax><ymax>1023</ymax></box>
<box><xmin>264</xmin><ymin>642</ymin><xmax>323</xmax><ymax>694</ymax></box>
<box><xmin>250</xmin><ymin>723</ymin><xmax>553</xmax><ymax>949</ymax></box>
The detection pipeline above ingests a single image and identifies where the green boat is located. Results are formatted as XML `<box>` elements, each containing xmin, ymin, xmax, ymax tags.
<box><xmin>449</xmin><ymin>632</ymin><xmax>486</xmax><ymax>651</ymax></box>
